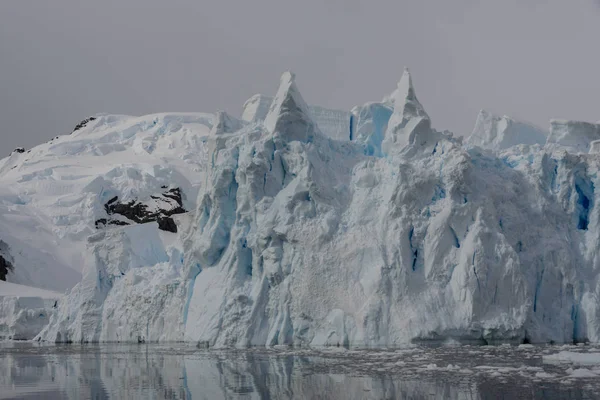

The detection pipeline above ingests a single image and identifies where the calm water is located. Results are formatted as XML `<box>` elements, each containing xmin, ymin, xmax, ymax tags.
<box><xmin>1</xmin><ymin>342</ymin><xmax>600</xmax><ymax>399</ymax></box>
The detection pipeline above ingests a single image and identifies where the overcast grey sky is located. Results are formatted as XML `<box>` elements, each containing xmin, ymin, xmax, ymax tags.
<box><xmin>1</xmin><ymin>0</ymin><xmax>599</xmax><ymax>153</ymax></box>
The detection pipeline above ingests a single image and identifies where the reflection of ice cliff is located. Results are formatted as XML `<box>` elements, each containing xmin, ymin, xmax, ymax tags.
<box><xmin>0</xmin><ymin>345</ymin><xmax>480</xmax><ymax>400</ymax></box>
<box><xmin>5</xmin><ymin>344</ymin><xmax>600</xmax><ymax>399</ymax></box>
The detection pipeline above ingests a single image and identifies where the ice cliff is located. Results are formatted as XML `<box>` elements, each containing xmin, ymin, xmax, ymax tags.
<box><xmin>2</xmin><ymin>69</ymin><xmax>600</xmax><ymax>346</ymax></box>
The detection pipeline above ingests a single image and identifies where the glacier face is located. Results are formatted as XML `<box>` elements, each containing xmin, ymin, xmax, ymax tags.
<box><xmin>2</xmin><ymin>70</ymin><xmax>600</xmax><ymax>346</ymax></box>
<box><xmin>0</xmin><ymin>281</ymin><xmax>60</xmax><ymax>340</ymax></box>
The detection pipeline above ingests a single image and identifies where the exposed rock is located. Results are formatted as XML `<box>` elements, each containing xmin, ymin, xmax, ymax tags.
<box><xmin>72</xmin><ymin>116</ymin><xmax>97</xmax><ymax>133</ymax></box>
<box><xmin>0</xmin><ymin>255</ymin><xmax>12</xmax><ymax>281</ymax></box>
<box><xmin>94</xmin><ymin>218</ymin><xmax>130</xmax><ymax>229</ymax></box>
<box><xmin>95</xmin><ymin>187</ymin><xmax>186</xmax><ymax>232</ymax></box>
<box><xmin>0</xmin><ymin>242</ymin><xmax>14</xmax><ymax>281</ymax></box>
<box><xmin>157</xmin><ymin>217</ymin><xmax>178</xmax><ymax>233</ymax></box>
<box><xmin>11</xmin><ymin>147</ymin><xmax>25</xmax><ymax>155</ymax></box>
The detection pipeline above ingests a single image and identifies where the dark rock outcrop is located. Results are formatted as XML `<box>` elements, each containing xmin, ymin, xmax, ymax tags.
<box><xmin>0</xmin><ymin>242</ymin><xmax>14</xmax><ymax>281</ymax></box>
<box><xmin>11</xmin><ymin>147</ymin><xmax>25</xmax><ymax>155</ymax></box>
<box><xmin>95</xmin><ymin>187</ymin><xmax>186</xmax><ymax>232</ymax></box>
<box><xmin>72</xmin><ymin>117</ymin><xmax>97</xmax><ymax>133</ymax></box>
<box><xmin>157</xmin><ymin>217</ymin><xmax>178</xmax><ymax>233</ymax></box>
<box><xmin>94</xmin><ymin>218</ymin><xmax>130</xmax><ymax>229</ymax></box>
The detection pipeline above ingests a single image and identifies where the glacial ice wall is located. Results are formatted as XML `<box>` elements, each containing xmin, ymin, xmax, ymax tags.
<box><xmin>0</xmin><ymin>282</ymin><xmax>60</xmax><ymax>340</ymax></box>
<box><xmin>28</xmin><ymin>68</ymin><xmax>600</xmax><ymax>347</ymax></box>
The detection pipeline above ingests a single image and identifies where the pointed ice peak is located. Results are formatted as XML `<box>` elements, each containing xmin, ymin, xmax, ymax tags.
<box><xmin>210</xmin><ymin>111</ymin><xmax>243</xmax><ymax>135</ymax></box>
<box><xmin>264</xmin><ymin>71</ymin><xmax>320</xmax><ymax>142</ymax></box>
<box><xmin>392</xmin><ymin>67</ymin><xmax>429</xmax><ymax>121</ymax></box>
<box><xmin>381</xmin><ymin>68</ymin><xmax>434</xmax><ymax>155</ymax></box>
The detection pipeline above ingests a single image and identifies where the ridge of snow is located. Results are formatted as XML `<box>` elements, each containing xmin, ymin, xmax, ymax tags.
<box><xmin>547</xmin><ymin>119</ymin><xmax>600</xmax><ymax>153</ymax></box>
<box><xmin>467</xmin><ymin>110</ymin><xmax>548</xmax><ymax>150</ymax></box>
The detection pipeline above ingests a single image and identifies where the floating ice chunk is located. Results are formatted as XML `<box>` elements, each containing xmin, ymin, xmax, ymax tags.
<box><xmin>543</xmin><ymin>351</ymin><xmax>600</xmax><ymax>365</ymax></box>
<box><xmin>566</xmin><ymin>368</ymin><xmax>600</xmax><ymax>378</ymax></box>
<box><xmin>518</xmin><ymin>344</ymin><xmax>535</xmax><ymax>349</ymax></box>
<box><xmin>535</xmin><ymin>372</ymin><xmax>556</xmax><ymax>379</ymax></box>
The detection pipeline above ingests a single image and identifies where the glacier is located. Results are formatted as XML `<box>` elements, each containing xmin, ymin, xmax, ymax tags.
<box><xmin>1</xmin><ymin>69</ymin><xmax>600</xmax><ymax>346</ymax></box>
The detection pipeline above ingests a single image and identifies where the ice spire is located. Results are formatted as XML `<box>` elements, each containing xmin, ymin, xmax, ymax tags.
<box><xmin>264</xmin><ymin>71</ymin><xmax>320</xmax><ymax>142</ymax></box>
<box><xmin>393</xmin><ymin>67</ymin><xmax>430</xmax><ymax>121</ymax></box>
<box><xmin>382</xmin><ymin>68</ymin><xmax>433</xmax><ymax>155</ymax></box>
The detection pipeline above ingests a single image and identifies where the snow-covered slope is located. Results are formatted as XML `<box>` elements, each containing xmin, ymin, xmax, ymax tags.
<box><xmin>0</xmin><ymin>112</ymin><xmax>224</xmax><ymax>291</ymax></box>
<box><xmin>3</xmin><ymin>69</ymin><xmax>600</xmax><ymax>346</ymax></box>
<box><xmin>466</xmin><ymin>110</ymin><xmax>547</xmax><ymax>151</ymax></box>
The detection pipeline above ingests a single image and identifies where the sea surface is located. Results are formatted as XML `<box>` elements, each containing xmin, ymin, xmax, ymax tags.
<box><xmin>1</xmin><ymin>342</ymin><xmax>600</xmax><ymax>399</ymax></box>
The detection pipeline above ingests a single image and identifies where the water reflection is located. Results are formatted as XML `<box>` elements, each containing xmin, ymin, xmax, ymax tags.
<box><xmin>0</xmin><ymin>343</ymin><xmax>597</xmax><ymax>399</ymax></box>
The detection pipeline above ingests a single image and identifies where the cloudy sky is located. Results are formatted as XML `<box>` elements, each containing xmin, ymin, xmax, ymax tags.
<box><xmin>1</xmin><ymin>0</ymin><xmax>599</xmax><ymax>152</ymax></box>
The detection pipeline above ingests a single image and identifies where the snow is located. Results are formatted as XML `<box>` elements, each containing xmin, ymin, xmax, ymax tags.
<box><xmin>241</xmin><ymin>94</ymin><xmax>273</xmax><ymax>123</ymax></box>
<box><xmin>3</xmin><ymin>69</ymin><xmax>600</xmax><ymax>345</ymax></box>
<box><xmin>466</xmin><ymin>110</ymin><xmax>547</xmax><ymax>150</ymax></box>
<box><xmin>546</xmin><ymin>119</ymin><xmax>600</xmax><ymax>153</ymax></box>
<box><xmin>589</xmin><ymin>140</ymin><xmax>600</xmax><ymax>154</ymax></box>
<box><xmin>0</xmin><ymin>281</ymin><xmax>62</xmax><ymax>298</ymax></box>
<box><xmin>0</xmin><ymin>112</ymin><xmax>217</xmax><ymax>291</ymax></box>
